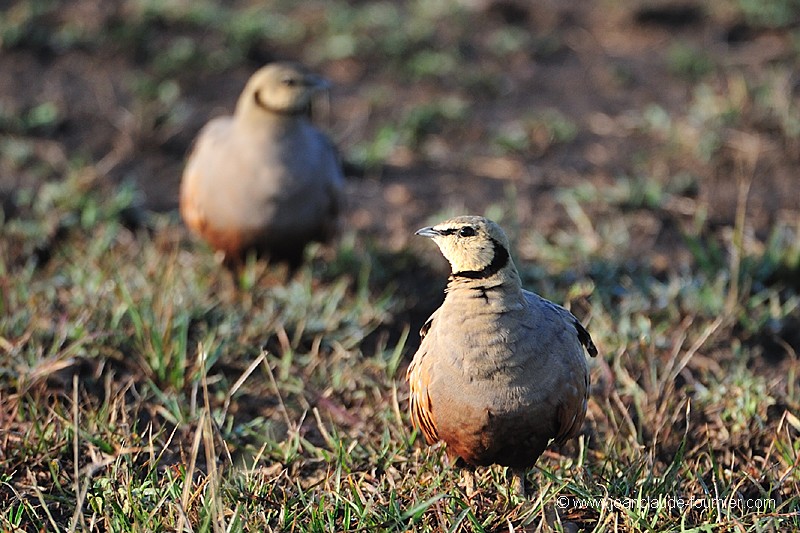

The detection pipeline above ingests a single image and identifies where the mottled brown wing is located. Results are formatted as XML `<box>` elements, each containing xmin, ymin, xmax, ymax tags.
<box><xmin>407</xmin><ymin>310</ymin><xmax>440</xmax><ymax>445</ymax></box>
<box><xmin>522</xmin><ymin>291</ymin><xmax>594</xmax><ymax>446</ymax></box>
<box><xmin>552</xmin><ymin>370</ymin><xmax>590</xmax><ymax>446</ymax></box>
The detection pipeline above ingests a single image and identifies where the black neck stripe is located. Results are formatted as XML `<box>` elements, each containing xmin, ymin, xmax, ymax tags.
<box><xmin>452</xmin><ymin>237</ymin><xmax>510</xmax><ymax>280</ymax></box>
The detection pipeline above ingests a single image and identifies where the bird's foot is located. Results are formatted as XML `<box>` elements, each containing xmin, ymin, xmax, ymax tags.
<box><xmin>461</xmin><ymin>468</ymin><xmax>477</xmax><ymax>499</ymax></box>
<box><xmin>510</xmin><ymin>469</ymin><xmax>527</xmax><ymax>500</ymax></box>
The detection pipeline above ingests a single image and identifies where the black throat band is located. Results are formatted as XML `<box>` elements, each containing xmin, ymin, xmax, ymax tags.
<box><xmin>452</xmin><ymin>238</ymin><xmax>510</xmax><ymax>280</ymax></box>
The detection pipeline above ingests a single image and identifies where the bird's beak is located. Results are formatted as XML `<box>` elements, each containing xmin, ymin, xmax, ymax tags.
<box><xmin>415</xmin><ymin>226</ymin><xmax>441</xmax><ymax>238</ymax></box>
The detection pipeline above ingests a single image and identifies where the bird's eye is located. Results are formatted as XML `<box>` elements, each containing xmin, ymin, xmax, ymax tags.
<box><xmin>458</xmin><ymin>226</ymin><xmax>476</xmax><ymax>237</ymax></box>
<box><xmin>282</xmin><ymin>78</ymin><xmax>300</xmax><ymax>87</ymax></box>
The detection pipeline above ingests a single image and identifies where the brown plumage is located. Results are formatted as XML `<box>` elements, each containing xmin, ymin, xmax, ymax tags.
<box><xmin>179</xmin><ymin>62</ymin><xmax>344</xmax><ymax>266</ymax></box>
<box><xmin>407</xmin><ymin>216</ymin><xmax>596</xmax><ymax>489</ymax></box>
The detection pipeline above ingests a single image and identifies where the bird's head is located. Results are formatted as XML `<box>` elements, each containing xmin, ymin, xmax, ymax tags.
<box><xmin>416</xmin><ymin>216</ymin><xmax>516</xmax><ymax>280</ymax></box>
<box><xmin>237</xmin><ymin>62</ymin><xmax>330</xmax><ymax>118</ymax></box>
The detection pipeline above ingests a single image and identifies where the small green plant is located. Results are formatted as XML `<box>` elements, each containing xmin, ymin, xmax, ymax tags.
<box><xmin>398</xmin><ymin>97</ymin><xmax>468</xmax><ymax>148</ymax></box>
<box><xmin>347</xmin><ymin>124</ymin><xmax>402</xmax><ymax>172</ymax></box>
<box><xmin>493</xmin><ymin>109</ymin><xmax>578</xmax><ymax>156</ymax></box>
<box><xmin>667</xmin><ymin>43</ymin><xmax>714</xmax><ymax>81</ymax></box>
<box><xmin>735</xmin><ymin>0</ymin><xmax>800</xmax><ymax>28</ymax></box>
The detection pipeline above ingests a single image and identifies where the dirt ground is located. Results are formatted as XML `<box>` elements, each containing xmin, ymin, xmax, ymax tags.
<box><xmin>1</xmin><ymin>0</ymin><xmax>799</xmax><ymax>262</ymax></box>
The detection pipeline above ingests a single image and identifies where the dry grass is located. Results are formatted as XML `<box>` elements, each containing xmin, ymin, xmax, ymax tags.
<box><xmin>1</xmin><ymin>168</ymin><xmax>798</xmax><ymax>532</ymax></box>
<box><xmin>2</xmin><ymin>1</ymin><xmax>800</xmax><ymax>531</ymax></box>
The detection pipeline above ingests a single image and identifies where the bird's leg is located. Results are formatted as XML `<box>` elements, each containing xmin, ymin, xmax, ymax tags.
<box><xmin>510</xmin><ymin>468</ymin><xmax>526</xmax><ymax>499</ymax></box>
<box><xmin>461</xmin><ymin>466</ymin><xmax>477</xmax><ymax>499</ymax></box>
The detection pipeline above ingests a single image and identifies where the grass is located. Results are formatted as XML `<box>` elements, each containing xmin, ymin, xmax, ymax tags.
<box><xmin>2</xmin><ymin>0</ymin><xmax>800</xmax><ymax>531</ymax></box>
<box><xmin>2</xmin><ymin>165</ymin><xmax>798</xmax><ymax>532</ymax></box>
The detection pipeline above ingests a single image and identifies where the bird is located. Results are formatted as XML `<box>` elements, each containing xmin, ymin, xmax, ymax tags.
<box><xmin>406</xmin><ymin>215</ymin><xmax>597</xmax><ymax>496</ymax></box>
<box><xmin>179</xmin><ymin>61</ymin><xmax>345</xmax><ymax>267</ymax></box>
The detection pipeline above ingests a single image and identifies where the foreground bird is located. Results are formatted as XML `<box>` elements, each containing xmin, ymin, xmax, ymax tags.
<box><xmin>180</xmin><ymin>62</ymin><xmax>344</xmax><ymax>266</ymax></box>
<box><xmin>407</xmin><ymin>216</ymin><xmax>597</xmax><ymax>495</ymax></box>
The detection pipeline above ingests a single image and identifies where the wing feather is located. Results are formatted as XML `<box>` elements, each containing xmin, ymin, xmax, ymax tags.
<box><xmin>407</xmin><ymin>309</ymin><xmax>440</xmax><ymax>445</ymax></box>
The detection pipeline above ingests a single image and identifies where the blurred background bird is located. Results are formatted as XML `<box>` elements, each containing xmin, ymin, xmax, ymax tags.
<box><xmin>180</xmin><ymin>62</ymin><xmax>344</xmax><ymax>269</ymax></box>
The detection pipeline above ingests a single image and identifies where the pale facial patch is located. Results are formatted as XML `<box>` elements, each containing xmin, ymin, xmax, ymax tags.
<box><xmin>426</xmin><ymin>217</ymin><xmax>512</xmax><ymax>274</ymax></box>
<box><xmin>432</xmin><ymin>230</ymin><xmax>495</xmax><ymax>272</ymax></box>
<box><xmin>238</xmin><ymin>63</ymin><xmax>327</xmax><ymax>117</ymax></box>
